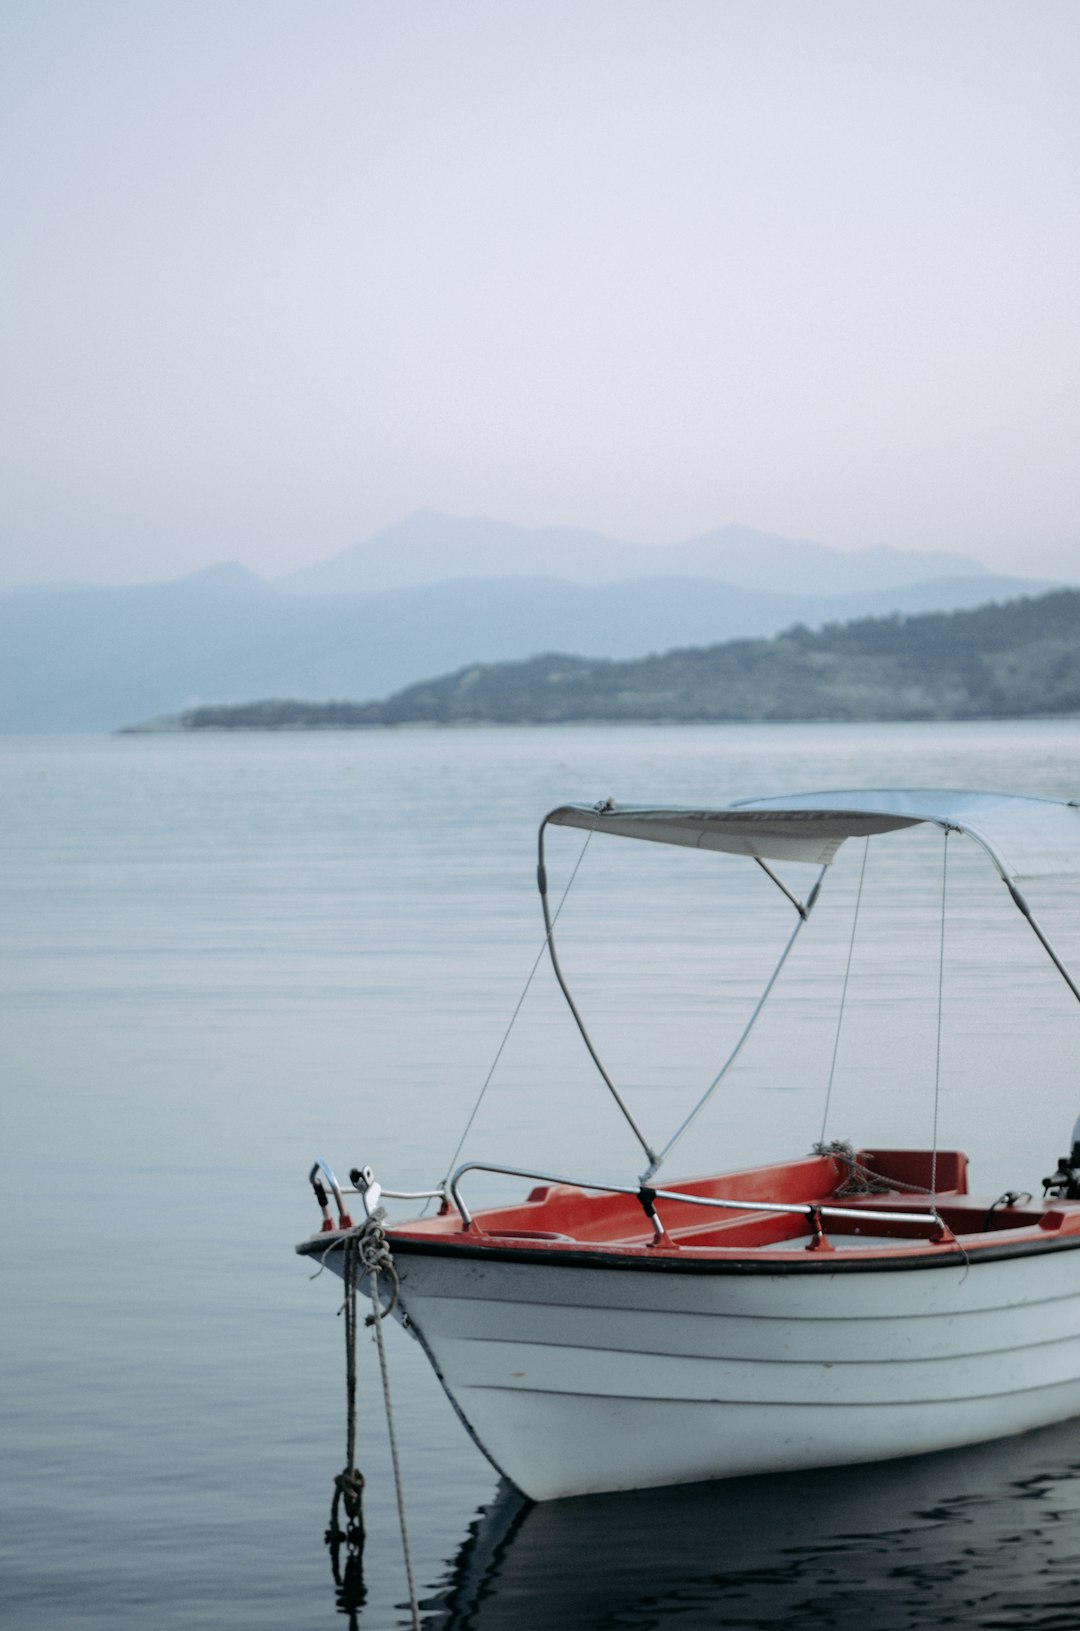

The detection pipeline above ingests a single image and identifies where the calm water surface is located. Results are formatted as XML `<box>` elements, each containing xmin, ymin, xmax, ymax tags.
<box><xmin>3</xmin><ymin>722</ymin><xmax>1080</xmax><ymax>1629</ymax></box>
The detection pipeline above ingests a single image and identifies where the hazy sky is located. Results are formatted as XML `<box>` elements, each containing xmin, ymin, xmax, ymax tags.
<box><xmin>3</xmin><ymin>0</ymin><xmax>1079</xmax><ymax>587</ymax></box>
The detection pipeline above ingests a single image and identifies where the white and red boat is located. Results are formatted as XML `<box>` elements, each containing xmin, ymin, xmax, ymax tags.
<box><xmin>298</xmin><ymin>789</ymin><xmax>1080</xmax><ymax>1501</ymax></box>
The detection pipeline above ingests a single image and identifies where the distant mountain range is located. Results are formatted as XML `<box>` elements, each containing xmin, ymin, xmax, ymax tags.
<box><xmin>0</xmin><ymin>510</ymin><xmax>1060</xmax><ymax>732</ymax></box>
<box><xmin>278</xmin><ymin>511</ymin><xmax>988</xmax><ymax>596</ymax></box>
<box><xmin>129</xmin><ymin>589</ymin><xmax>1080</xmax><ymax>730</ymax></box>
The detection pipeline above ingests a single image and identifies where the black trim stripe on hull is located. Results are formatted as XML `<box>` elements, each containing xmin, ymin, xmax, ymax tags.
<box><xmin>298</xmin><ymin>1230</ymin><xmax>1080</xmax><ymax>1275</ymax></box>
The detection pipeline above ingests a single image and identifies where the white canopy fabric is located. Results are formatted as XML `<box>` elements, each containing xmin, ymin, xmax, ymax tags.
<box><xmin>545</xmin><ymin>789</ymin><xmax>1080</xmax><ymax>885</ymax></box>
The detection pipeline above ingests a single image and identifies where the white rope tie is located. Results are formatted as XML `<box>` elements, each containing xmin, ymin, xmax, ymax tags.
<box><xmin>932</xmin><ymin>828</ymin><xmax>950</xmax><ymax>1206</ymax></box>
<box><xmin>819</xmin><ymin>837</ymin><xmax>870</xmax><ymax>1145</ymax></box>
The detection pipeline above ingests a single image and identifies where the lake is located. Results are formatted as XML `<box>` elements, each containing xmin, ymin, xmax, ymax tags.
<box><xmin>3</xmin><ymin>720</ymin><xmax>1080</xmax><ymax>1629</ymax></box>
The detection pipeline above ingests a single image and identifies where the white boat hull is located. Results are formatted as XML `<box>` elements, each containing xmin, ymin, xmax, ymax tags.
<box><xmin>390</xmin><ymin>1242</ymin><xmax>1080</xmax><ymax>1500</ymax></box>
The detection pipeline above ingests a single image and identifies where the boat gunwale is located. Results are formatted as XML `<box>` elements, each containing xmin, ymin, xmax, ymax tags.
<box><xmin>296</xmin><ymin>1225</ymin><xmax>1080</xmax><ymax>1275</ymax></box>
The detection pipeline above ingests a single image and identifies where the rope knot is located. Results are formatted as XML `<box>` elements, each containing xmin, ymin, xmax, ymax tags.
<box><xmin>344</xmin><ymin>1209</ymin><xmax>399</xmax><ymax>1325</ymax></box>
<box><xmin>357</xmin><ymin>1209</ymin><xmax>394</xmax><ymax>1276</ymax></box>
<box><xmin>333</xmin><ymin>1467</ymin><xmax>366</xmax><ymax>1522</ymax></box>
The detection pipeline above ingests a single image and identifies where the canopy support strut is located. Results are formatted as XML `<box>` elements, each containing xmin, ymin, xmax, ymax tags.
<box><xmin>943</xmin><ymin>822</ymin><xmax>1080</xmax><ymax>1010</ymax></box>
<box><xmin>538</xmin><ymin>814</ymin><xmax>659</xmax><ymax>1168</ymax></box>
<box><xmin>641</xmin><ymin>866</ymin><xmax>827</xmax><ymax>1183</ymax></box>
<box><xmin>753</xmin><ymin>856</ymin><xmax>813</xmax><ymax>918</ymax></box>
<box><xmin>1004</xmin><ymin>881</ymin><xmax>1080</xmax><ymax>1008</ymax></box>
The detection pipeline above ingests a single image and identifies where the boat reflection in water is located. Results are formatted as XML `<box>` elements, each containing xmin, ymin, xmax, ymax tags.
<box><xmin>419</xmin><ymin>1415</ymin><xmax>1080</xmax><ymax>1630</ymax></box>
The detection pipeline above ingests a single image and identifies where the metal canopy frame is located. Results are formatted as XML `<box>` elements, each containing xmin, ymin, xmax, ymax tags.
<box><xmin>537</xmin><ymin>792</ymin><xmax>1080</xmax><ymax>1183</ymax></box>
<box><xmin>537</xmin><ymin>803</ymin><xmax>827</xmax><ymax>1180</ymax></box>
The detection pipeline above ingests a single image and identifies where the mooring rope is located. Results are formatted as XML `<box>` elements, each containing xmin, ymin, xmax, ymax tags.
<box><xmin>360</xmin><ymin>1215</ymin><xmax>421</xmax><ymax>1631</ymax></box>
<box><xmin>327</xmin><ymin>1217</ymin><xmax>420</xmax><ymax>1631</ymax></box>
<box><xmin>327</xmin><ymin>1237</ymin><xmax>365</xmax><ymax>1552</ymax></box>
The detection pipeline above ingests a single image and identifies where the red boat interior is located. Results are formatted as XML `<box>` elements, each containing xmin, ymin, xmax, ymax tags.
<box><xmin>388</xmin><ymin>1149</ymin><xmax>1080</xmax><ymax>1258</ymax></box>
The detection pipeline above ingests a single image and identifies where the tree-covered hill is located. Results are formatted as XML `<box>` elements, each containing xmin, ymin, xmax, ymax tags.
<box><xmin>123</xmin><ymin>588</ymin><xmax>1080</xmax><ymax>729</ymax></box>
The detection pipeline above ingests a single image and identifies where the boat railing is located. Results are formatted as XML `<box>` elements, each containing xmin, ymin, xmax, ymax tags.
<box><xmin>309</xmin><ymin>1158</ymin><xmax>946</xmax><ymax>1243</ymax></box>
<box><xmin>446</xmin><ymin>1160</ymin><xmax>944</xmax><ymax>1242</ymax></box>
<box><xmin>308</xmin><ymin>1159</ymin><xmax>446</xmax><ymax>1231</ymax></box>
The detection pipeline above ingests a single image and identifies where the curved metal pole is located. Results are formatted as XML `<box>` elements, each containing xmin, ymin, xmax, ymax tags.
<box><xmin>933</xmin><ymin>822</ymin><xmax>1080</xmax><ymax>1010</ymax></box>
<box><xmin>538</xmin><ymin>814</ymin><xmax>658</xmax><ymax>1167</ymax></box>
<box><xmin>643</xmin><ymin>866</ymin><xmax>827</xmax><ymax>1183</ymax></box>
<box><xmin>1001</xmin><ymin>880</ymin><xmax>1080</xmax><ymax>1007</ymax></box>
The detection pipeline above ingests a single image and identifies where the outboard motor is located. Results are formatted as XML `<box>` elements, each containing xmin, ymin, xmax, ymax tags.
<box><xmin>1043</xmin><ymin>1114</ymin><xmax>1080</xmax><ymax>1200</ymax></box>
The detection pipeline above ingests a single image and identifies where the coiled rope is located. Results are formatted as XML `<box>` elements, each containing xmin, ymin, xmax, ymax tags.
<box><xmin>811</xmin><ymin>1138</ymin><xmax>892</xmax><ymax>1195</ymax></box>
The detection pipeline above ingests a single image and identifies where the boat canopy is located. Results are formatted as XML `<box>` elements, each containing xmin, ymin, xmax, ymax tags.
<box><xmin>541</xmin><ymin>788</ymin><xmax>1080</xmax><ymax>1173</ymax></box>
<box><xmin>544</xmin><ymin>789</ymin><xmax>1080</xmax><ymax>886</ymax></box>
